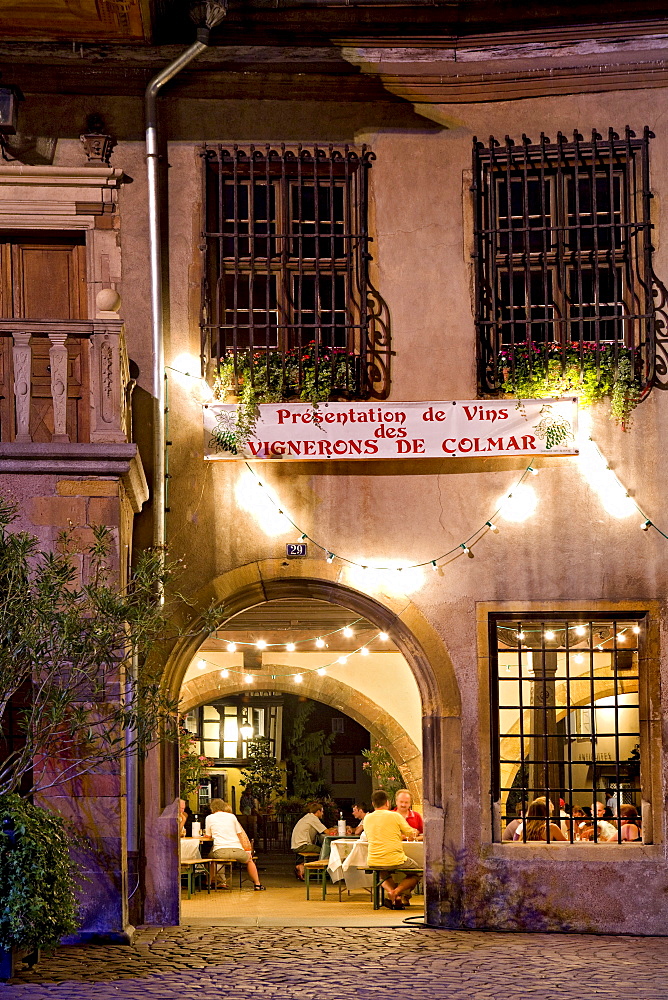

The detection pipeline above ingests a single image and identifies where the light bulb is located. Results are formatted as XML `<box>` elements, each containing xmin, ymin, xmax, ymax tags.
<box><xmin>315</xmin><ymin>637</ymin><xmax>325</xmax><ymax>648</ymax></box>
<box><xmin>326</xmin><ymin>552</ymin><xmax>335</xmax><ymax>564</ymax></box>
<box><xmin>197</xmin><ymin>658</ymin><xmax>207</xmax><ymax>670</ymax></box>
<box><xmin>486</xmin><ymin>520</ymin><xmax>499</xmax><ymax>533</ymax></box>
<box><xmin>616</xmin><ymin>632</ymin><xmax>626</xmax><ymax>642</ymax></box>
<box><xmin>641</xmin><ymin>520</ymin><xmax>651</xmax><ymax>531</ymax></box>
<box><xmin>244</xmin><ymin>673</ymin><xmax>253</xmax><ymax>684</ymax></box>
<box><xmin>431</xmin><ymin>561</ymin><xmax>438</xmax><ymax>571</ymax></box>
<box><xmin>286</xmin><ymin>642</ymin><xmax>296</xmax><ymax>652</ymax></box>
<box><xmin>460</xmin><ymin>543</ymin><xmax>474</xmax><ymax>558</ymax></box>
<box><xmin>343</xmin><ymin>627</ymin><xmax>354</xmax><ymax>638</ymax></box>
<box><xmin>378</xmin><ymin>632</ymin><xmax>389</xmax><ymax>641</ymax></box>
<box><xmin>360</xmin><ymin>647</ymin><xmax>369</xmax><ymax>656</ymax></box>
<box><xmin>575</xmin><ymin>625</ymin><xmax>586</xmax><ymax>636</ymax></box>
<box><xmin>220</xmin><ymin>669</ymin><xmax>229</xmax><ymax>678</ymax></box>
<box><xmin>574</xmin><ymin>654</ymin><xmax>584</xmax><ymax>664</ymax></box>
<box><xmin>596</xmin><ymin>644</ymin><xmax>603</xmax><ymax>651</ymax></box>
<box><xmin>337</xmin><ymin>656</ymin><xmax>348</xmax><ymax>665</ymax></box>
<box><xmin>294</xmin><ymin>673</ymin><xmax>303</xmax><ymax>684</ymax></box>
<box><xmin>517</xmin><ymin>631</ymin><xmax>525</xmax><ymax>641</ymax></box>
<box><xmin>317</xmin><ymin>667</ymin><xmax>326</xmax><ymax>676</ymax></box>
<box><xmin>299</xmin><ymin>533</ymin><xmax>307</xmax><ymax>542</ymax></box>
<box><xmin>226</xmin><ymin>642</ymin><xmax>237</xmax><ymax>653</ymax></box>
<box><xmin>632</xmin><ymin>625</ymin><xmax>640</xmax><ymax>634</ymax></box>
<box><xmin>256</xmin><ymin>639</ymin><xmax>267</xmax><ymax>650</ymax></box>
<box><xmin>527</xmin><ymin>466</ymin><xmax>538</xmax><ymax>475</ymax></box>
<box><xmin>545</xmin><ymin>630</ymin><xmax>555</xmax><ymax>641</ymax></box>
<box><xmin>240</xmin><ymin>723</ymin><xmax>253</xmax><ymax>739</ymax></box>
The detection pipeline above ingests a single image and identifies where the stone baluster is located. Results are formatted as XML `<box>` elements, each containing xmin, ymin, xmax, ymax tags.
<box><xmin>12</xmin><ymin>331</ymin><xmax>32</xmax><ymax>443</ymax></box>
<box><xmin>48</xmin><ymin>331</ymin><xmax>70</xmax><ymax>443</ymax></box>
<box><xmin>89</xmin><ymin>288</ymin><xmax>128</xmax><ymax>444</ymax></box>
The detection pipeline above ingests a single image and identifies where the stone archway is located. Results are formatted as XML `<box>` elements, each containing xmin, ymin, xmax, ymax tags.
<box><xmin>181</xmin><ymin>667</ymin><xmax>423</xmax><ymax>805</ymax></box>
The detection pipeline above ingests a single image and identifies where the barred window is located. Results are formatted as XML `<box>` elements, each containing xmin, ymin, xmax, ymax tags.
<box><xmin>200</xmin><ymin>143</ymin><xmax>389</xmax><ymax>399</ymax></box>
<box><xmin>491</xmin><ymin>614</ymin><xmax>644</xmax><ymax>844</ymax></box>
<box><xmin>473</xmin><ymin>127</ymin><xmax>654</xmax><ymax>395</ymax></box>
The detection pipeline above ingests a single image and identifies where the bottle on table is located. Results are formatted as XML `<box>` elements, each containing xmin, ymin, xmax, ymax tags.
<box><xmin>337</xmin><ymin>811</ymin><xmax>347</xmax><ymax>836</ymax></box>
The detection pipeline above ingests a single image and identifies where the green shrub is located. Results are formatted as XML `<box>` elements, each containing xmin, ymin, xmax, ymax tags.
<box><xmin>0</xmin><ymin>795</ymin><xmax>79</xmax><ymax>951</ymax></box>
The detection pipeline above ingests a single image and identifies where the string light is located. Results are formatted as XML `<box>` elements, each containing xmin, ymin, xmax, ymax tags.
<box><xmin>244</xmin><ymin>673</ymin><xmax>254</xmax><ymax>684</ymax></box>
<box><xmin>575</xmin><ymin>625</ymin><xmax>587</xmax><ymax>636</ymax></box>
<box><xmin>461</xmin><ymin>543</ymin><xmax>474</xmax><ymax>558</ymax></box>
<box><xmin>226</xmin><ymin>642</ymin><xmax>237</xmax><ymax>653</ymax></box>
<box><xmin>632</xmin><ymin>625</ymin><xmax>640</xmax><ymax>634</ymax></box>
<box><xmin>337</xmin><ymin>656</ymin><xmax>348</xmax><ymax>664</ymax></box>
<box><xmin>431</xmin><ymin>560</ymin><xmax>438</xmax><ymax>571</ymax></box>
<box><xmin>641</xmin><ymin>520</ymin><xmax>652</xmax><ymax>531</ymax></box>
<box><xmin>574</xmin><ymin>654</ymin><xmax>584</xmax><ymax>664</ymax></box>
<box><xmin>486</xmin><ymin>520</ymin><xmax>499</xmax><ymax>533</ymax></box>
<box><xmin>360</xmin><ymin>647</ymin><xmax>369</xmax><ymax>656</ymax></box>
<box><xmin>616</xmin><ymin>632</ymin><xmax>626</xmax><ymax>642</ymax></box>
<box><xmin>378</xmin><ymin>632</ymin><xmax>389</xmax><ymax>641</ymax></box>
<box><xmin>343</xmin><ymin>627</ymin><xmax>354</xmax><ymax>638</ymax></box>
<box><xmin>220</xmin><ymin>668</ymin><xmax>229</xmax><ymax>678</ymax></box>
<box><xmin>545</xmin><ymin>630</ymin><xmax>555</xmax><ymax>640</ymax></box>
<box><xmin>317</xmin><ymin>667</ymin><xmax>326</xmax><ymax>676</ymax></box>
<box><xmin>516</xmin><ymin>631</ymin><xmax>525</xmax><ymax>640</ymax></box>
<box><xmin>326</xmin><ymin>552</ymin><xmax>335</xmax><ymax>564</ymax></box>
<box><xmin>286</xmin><ymin>642</ymin><xmax>296</xmax><ymax>652</ymax></box>
<box><xmin>294</xmin><ymin>673</ymin><xmax>303</xmax><ymax>684</ymax></box>
<box><xmin>315</xmin><ymin>638</ymin><xmax>326</xmax><ymax>648</ymax></box>
<box><xmin>197</xmin><ymin>658</ymin><xmax>207</xmax><ymax>670</ymax></box>
<box><xmin>256</xmin><ymin>639</ymin><xmax>267</xmax><ymax>650</ymax></box>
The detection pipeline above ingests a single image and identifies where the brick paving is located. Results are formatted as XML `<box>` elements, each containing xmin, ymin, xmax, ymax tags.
<box><xmin>3</xmin><ymin>926</ymin><xmax>668</xmax><ymax>999</ymax></box>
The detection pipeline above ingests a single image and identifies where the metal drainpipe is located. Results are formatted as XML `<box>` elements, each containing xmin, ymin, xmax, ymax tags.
<box><xmin>145</xmin><ymin>27</ymin><xmax>212</xmax><ymax>549</ymax></box>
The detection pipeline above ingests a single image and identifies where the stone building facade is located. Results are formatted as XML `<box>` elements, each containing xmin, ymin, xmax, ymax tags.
<box><xmin>2</xmin><ymin>1</ymin><xmax>668</xmax><ymax>939</ymax></box>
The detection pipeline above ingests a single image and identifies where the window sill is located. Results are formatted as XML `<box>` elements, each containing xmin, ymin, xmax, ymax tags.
<box><xmin>488</xmin><ymin>842</ymin><xmax>660</xmax><ymax>860</ymax></box>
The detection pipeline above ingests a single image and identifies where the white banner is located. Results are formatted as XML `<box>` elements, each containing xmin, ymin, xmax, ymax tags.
<box><xmin>203</xmin><ymin>397</ymin><xmax>579</xmax><ymax>461</ymax></box>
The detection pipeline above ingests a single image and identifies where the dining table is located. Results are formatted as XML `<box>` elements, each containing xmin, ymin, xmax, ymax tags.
<box><xmin>328</xmin><ymin>839</ymin><xmax>424</xmax><ymax>891</ymax></box>
<box><xmin>318</xmin><ymin>834</ymin><xmax>359</xmax><ymax>861</ymax></box>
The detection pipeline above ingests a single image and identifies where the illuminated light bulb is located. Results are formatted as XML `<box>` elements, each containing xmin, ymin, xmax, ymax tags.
<box><xmin>486</xmin><ymin>520</ymin><xmax>499</xmax><ymax>533</ymax></box>
<box><xmin>226</xmin><ymin>642</ymin><xmax>237</xmax><ymax>653</ymax></box>
<box><xmin>197</xmin><ymin>658</ymin><xmax>207</xmax><ymax>670</ymax></box>
<box><xmin>315</xmin><ymin>637</ymin><xmax>325</xmax><ymax>648</ymax></box>
<box><xmin>527</xmin><ymin>466</ymin><xmax>538</xmax><ymax>475</ymax></box>
<box><xmin>286</xmin><ymin>642</ymin><xmax>296</xmax><ymax>652</ymax></box>
<box><xmin>545</xmin><ymin>630</ymin><xmax>555</xmax><ymax>641</ymax></box>
<box><xmin>574</xmin><ymin>654</ymin><xmax>584</xmax><ymax>664</ymax></box>
<box><xmin>360</xmin><ymin>647</ymin><xmax>370</xmax><ymax>657</ymax></box>
<box><xmin>575</xmin><ymin>625</ymin><xmax>586</xmax><ymax>636</ymax></box>
<box><xmin>378</xmin><ymin>632</ymin><xmax>389</xmax><ymax>641</ymax></box>
<box><xmin>460</xmin><ymin>543</ymin><xmax>474</xmax><ymax>559</ymax></box>
<box><xmin>632</xmin><ymin>625</ymin><xmax>640</xmax><ymax>634</ymax></box>
<box><xmin>616</xmin><ymin>632</ymin><xmax>626</xmax><ymax>642</ymax></box>
<box><xmin>299</xmin><ymin>533</ymin><xmax>307</xmax><ymax>542</ymax></box>
<box><xmin>517</xmin><ymin>631</ymin><xmax>525</xmax><ymax>641</ymax></box>
<box><xmin>326</xmin><ymin>552</ymin><xmax>335</xmax><ymax>564</ymax></box>
<box><xmin>220</xmin><ymin>668</ymin><xmax>229</xmax><ymax>678</ymax></box>
<box><xmin>343</xmin><ymin>627</ymin><xmax>354</xmax><ymax>638</ymax></box>
<box><xmin>317</xmin><ymin>667</ymin><xmax>326</xmax><ymax>676</ymax></box>
<box><xmin>294</xmin><ymin>673</ymin><xmax>303</xmax><ymax>684</ymax></box>
<box><xmin>337</xmin><ymin>656</ymin><xmax>348</xmax><ymax>665</ymax></box>
<box><xmin>244</xmin><ymin>673</ymin><xmax>254</xmax><ymax>684</ymax></box>
<box><xmin>641</xmin><ymin>520</ymin><xmax>652</xmax><ymax>531</ymax></box>
<box><xmin>431</xmin><ymin>561</ymin><xmax>438</xmax><ymax>571</ymax></box>
<box><xmin>256</xmin><ymin>639</ymin><xmax>267</xmax><ymax>650</ymax></box>
<box><xmin>596</xmin><ymin>644</ymin><xmax>603</xmax><ymax>651</ymax></box>
<box><xmin>498</xmin><ymin>483</ymin><xmax>538</xmax><ymax>523</ymax></box>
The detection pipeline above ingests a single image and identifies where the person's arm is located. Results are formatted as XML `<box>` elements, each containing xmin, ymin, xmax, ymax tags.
<box><xmin>549</xmin><ymin>823</ymin><xmax>567</xmax><ymax>841</ymax></box>
<box><xmin>413</xmin><ymin>812</ymin><xmax>424</xmax><ymax>834</ymax></box>
<box><xmin>398</xmin><ymin>815</ymin><xmax>417</xmax><ymax>840</ymax></box>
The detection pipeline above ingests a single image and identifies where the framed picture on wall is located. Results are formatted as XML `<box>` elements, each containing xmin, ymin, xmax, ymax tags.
<box><xmin>332</xmin><ymin>756</ymin><xmax>356</xmax><ymax>784</ymax></box>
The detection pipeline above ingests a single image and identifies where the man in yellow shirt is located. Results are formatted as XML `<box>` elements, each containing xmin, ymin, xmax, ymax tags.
<box><xmin>363</xmin><ymin>789</ymin><xmax>421</xmax><ymax>909</ymax></box>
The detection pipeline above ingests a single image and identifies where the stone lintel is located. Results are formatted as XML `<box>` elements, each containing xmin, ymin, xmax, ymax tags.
<box><xmin>0</xmin><ymin>442</ymin><xmax>140</xmax><ymax>476</ymax></box>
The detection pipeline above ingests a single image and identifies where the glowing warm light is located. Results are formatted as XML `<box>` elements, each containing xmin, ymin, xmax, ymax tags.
<box><xmin>226</xmin><ymin>642</ymin><xmax>237</xmax><ymax>653</ymax></box>
<box><xmin>575</xmin><ymin>414</ymin><xmax>636</xmax><ymax>518</ymax></box>
<box><xmin>517</xmin><ymin>631</ymin><xmax>525</xmax><ymax>640</ymax></box>
<box><xmin>256</xmin><ymin>639</ymin><xmax>267</xmax><ymax>650</ymax></box>
<box><xmin>616</xmin><ymin>632</ymin><xmax>626</xmax><ymax>642</ymax></box>
<box><xmin>244</xmin><ymin>673</ymin><xmax>254</xmax><ymax>684</ymax></box>
<box><xmin>197</xmin><ymin>658</ymin><xmax>207</xmax><ymax>670</ymax></box>
<box><xmin>235</xmin><ymin>469</ymin><xmax>293</xmax><ymax>536</ymax></box>
<box><xmin>286</xmin><ymin>642</ymin><xmax>296</xmax><ymax>652</ymax></box>
<box><xmin>378</xmin><ymin>632</ymin><xmax>389</xmax><ymax>642</ymax></box>
<box><xmin>486</xmin><ymin>520</ymin><xmax>499</xmax><ymax>533</ymax></box>
<box><xmin>498</xmin><ymin>483</ymin><xmax>538</xmax><ymax>523</ymax></box>
<box><xmin>315</xmin><ymin>637</ymin><xmax>325</xmax><ymax>648</ymax></box>
<box><xmin>326</xmin><ymin>552</ymin><xmax>335</xmax><ymax>564</ymax></box>
<box><xmin>347</xmin><ymin>562</ymin><xmax>424</xmax><ymax>596</ymax></box>
<box><xmin>220</xmin><ymin>669</ymin><xmax>229</xmax><ymax>678</ymax></box>
<box><xmin>317</xmin><ymin>667</ymin><xmax>326</xmax><ymax>676</ymax></box>
<box><xmin>343</xmin><ymin>627</ymin><xmax>354</xmax><ymax>638</ymax></box>
<box><xmin>337</xmin><ymin>656</ymin><xmax>348</xmax><ymax>665</ymax></box>
<box><xmin>545</xmin><ymin>630</ymin><xmax>555</xmax><ymax>641</ymax></box>
<box><xmin>360</xmin><ymin>647</ymin><xmax>369</xmax><ymax>656</ymax></box>
<box><xmin>574</xmin><ymin>654</ymin><xmax>584</xmax><ymax>664</ymax></box>
<box><xmin>240</xmin><ymin>723</ymin><xmax>253</xmax><ymax>738</ymax></box>
<box><xmin>294</xmin><ymin>673</ymin><xmax>303</xmax><ymax>684</ymax></box>
<box><xmin>575</xmin><ymin>625</ymin><xmax>586</xmax><ymax>636</ymax></box>
<box><xmin>632</xmin><ymin>625</ymin><xmax>640</xmax><ymax>634</ymax></box>
<box><xmin>641</xmin><ymin>519</ymin><xmax>652</xmax><ymax>531</ymax></box>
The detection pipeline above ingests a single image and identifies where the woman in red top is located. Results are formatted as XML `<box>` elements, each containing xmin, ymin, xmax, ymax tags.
<box><xmin>393</xmin><ymin>789</ymin><xmax>423</xmax><ymax>835</ymax></box>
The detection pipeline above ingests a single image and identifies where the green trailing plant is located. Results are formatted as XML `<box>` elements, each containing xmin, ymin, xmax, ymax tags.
<box><xmin>285</xmin><ymin>702</ymin><xmax>335</xmax><ymax>800</ymax></box>
<box><xmin>0</xmin><ymin>495</ymin><xmax>198</xmax><ymax>797</ymax></box>
<box><xmin>0</xmin><ymin>794</ymin><xmax>79</xmax><ymax>951</ymax></box>
<box><xmin>211</xmin><ymin>346</ymin><xmax>360</xmax><ymax>451</ymax></box>
<box><xmin>179</xmin><ymin>724</ymin><xmax>213</xmax><ymax>797</ymax></box>
<box><xmin>496</xmin><ymin>342</ymin><xmax>643</xmax><ymax>429</ymax></box>
<box><xmin>239</xmin><ymin>736</ymin><xmax>284</xmax><ymax>806</ymax></box>
<box><xmin>361</xmin><ymin>742</ymin><xmax>404</xmax><ymax>800</ymax></box>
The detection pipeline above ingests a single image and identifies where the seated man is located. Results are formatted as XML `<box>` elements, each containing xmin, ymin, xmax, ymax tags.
<box><xmin>352</xmin><ymin>801</ymin><xmax>369</xmax><ymax>835</ymax></box>
<box><xmin>291</xmin><ymin>801</ymin><xmax>336</xmax><ymax>880</ymax></box>
<box><xmin>363</xmin><ymin>789</ymin><xmax>420</xmax><ymax>910</ymax></box>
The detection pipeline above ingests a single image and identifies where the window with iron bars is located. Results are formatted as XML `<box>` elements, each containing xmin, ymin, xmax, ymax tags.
<box><xmin>200</xmin><ymin>144</ymin><xmax>390</xmax><ymax>400</ymax></box>
<box><xmin>472</xmin><ymin>127</ymin><xmax>655</xmax><ymax>396</ymax></box>
<box><xmin>490</xmin><ymin>613</ymin><xmax>645</xmax><ymax>845</ymax></box>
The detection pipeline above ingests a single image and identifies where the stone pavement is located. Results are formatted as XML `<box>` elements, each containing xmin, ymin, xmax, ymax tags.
<box><xmin>3</xmin><ymin>925</ymin><xmax>668</xmax><ymax>999</ymax></box>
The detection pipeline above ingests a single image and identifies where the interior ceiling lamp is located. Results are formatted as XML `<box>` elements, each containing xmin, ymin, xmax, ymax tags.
<box><xmin>189</xmin><ymin>0</ymin><xmax>228</xmax><ymax>31</ymax></box>
<box><xmin>0</xmin><ymin>85</ymin><xmax>24</xmax><ymax>159</ymax></box>
<box><xmin>239</xmin><ymin>713</ymin><xmax>254</xmax><ymax>740</ymax></box>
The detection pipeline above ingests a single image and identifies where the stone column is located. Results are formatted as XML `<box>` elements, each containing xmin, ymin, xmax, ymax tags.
<box><xmin>12</xmin><ymin>332</ymin><xmax>32</xmax><ymax>443</ymax></box>
<box><xmin>89</xmin><ymin>291</ymin><xmax>129</xmax><ymax>445</ymax></box>
<box><xmin>48</xmin><ymin>332</ymin><xmax>70</xmax><ymax>443</ymax></box>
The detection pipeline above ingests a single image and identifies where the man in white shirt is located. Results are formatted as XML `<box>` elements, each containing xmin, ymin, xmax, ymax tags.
<box><xmin>291</xmin><ymin>802</ymin><xmax>337</xmax><ymax>879</ymax></box>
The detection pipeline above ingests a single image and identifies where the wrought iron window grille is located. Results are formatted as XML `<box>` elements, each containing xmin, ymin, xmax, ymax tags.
<box><xmin>199</xmin><ymin>143</ymin><xmax>390</xmax><ymax>400</ymax></box>
<box><xmin>472</xmin><ymin>127</ymin><xmax>664</xmax><ymax>396</ymax></box>
<box><xmin>490</xmin><ymin>613</ymin><xmax>645</xmax><ymax>845</ymax></box>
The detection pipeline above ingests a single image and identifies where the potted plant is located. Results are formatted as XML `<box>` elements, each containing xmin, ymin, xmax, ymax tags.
<box><xmin>0</xmin><ymin>795</ymin><xmax>79</xmax><ymax>980</ymax></box>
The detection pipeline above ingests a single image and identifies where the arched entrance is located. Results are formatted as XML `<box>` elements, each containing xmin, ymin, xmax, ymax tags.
<box><xmin>143</xmin><ymin>562</ymin><xmax>462</xmax><ymax>927</ymax></box>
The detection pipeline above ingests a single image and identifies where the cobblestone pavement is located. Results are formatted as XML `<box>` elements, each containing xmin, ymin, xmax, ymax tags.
<box><xmin>3</xmin><ymin>925</ymin><xmax>668</xmax><ymax>999</ymax></box>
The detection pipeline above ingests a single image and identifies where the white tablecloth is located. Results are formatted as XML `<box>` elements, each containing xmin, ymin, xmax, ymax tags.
<box><xmin>180</xmin><ymin>838</ymin><xmax>202</xmax><ymax>860</ymax></box>
<box><xmin>330</xmin><ymin>840</ymin><xmax>424</xmax><ymax>891</ymax></box>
